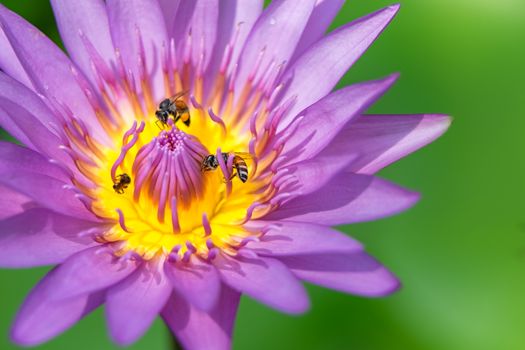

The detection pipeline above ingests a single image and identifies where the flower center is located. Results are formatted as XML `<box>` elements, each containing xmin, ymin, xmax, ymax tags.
<box><xmin>87</xmin><ymin>113</ymin><xmax>267</xmax><ymax>260</ymax></box>
<box><xmin>63</xmin><ymin>27</ymin><xmax>296</xmax><ymax>260</ymax></box>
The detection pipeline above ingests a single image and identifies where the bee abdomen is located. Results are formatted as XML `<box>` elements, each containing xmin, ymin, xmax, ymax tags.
<box><xmin>234</xmin><ymin>159</ymin><xmax>249</xmax><ymax>183</ymax></box>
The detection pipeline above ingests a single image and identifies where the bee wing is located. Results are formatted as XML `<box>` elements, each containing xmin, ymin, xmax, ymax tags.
<box><xmin>169</xmin><ymin>90</ymin><xmax>189</xmax><ymax>102</ymax></box>
<box><xmin>232</xmin><ymin>152</ymin><xmax>255</xmax><ymax>159</ymax></box>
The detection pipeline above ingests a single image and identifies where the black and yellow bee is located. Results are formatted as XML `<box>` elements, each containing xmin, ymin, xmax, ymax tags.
<box><xmin>201</xmin><ymin>152</ymin><xmax>252</xmax><ymax>183</ymax></box>
<box><xmin>155</xmin><ymin>91</ymin><xmax>190</xmax><ymax>128</ymax></box>
<box><xmin>113</xmin><ymin>173</ymin><xmax>131</xmax><ymax>194</ymax></box>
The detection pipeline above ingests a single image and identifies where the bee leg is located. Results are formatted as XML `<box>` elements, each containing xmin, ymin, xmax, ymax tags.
<box><xmin>181</xmin><ymin>110</ymin><xmax>190</xmax><ymax>126</ymax></box>
<box><xmin>155</xmin><ymin>120</ymin><xmax>165</xmax><ymax>130</ymax></box>
<box><xmin>172</xmin><ymin>113</ymin><xmax>181</xmax><ymax>124</ymax></box>
<box><xmin>223</xmin><ymin>171</ymin><xmax>237</xmax><ymax>183</ymax></box>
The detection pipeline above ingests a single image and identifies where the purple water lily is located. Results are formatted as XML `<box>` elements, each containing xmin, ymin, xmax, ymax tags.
<box><xmin>0</xmin><ymin>1</ymin><xmax>450</xmax><ymax>349</ymax></box>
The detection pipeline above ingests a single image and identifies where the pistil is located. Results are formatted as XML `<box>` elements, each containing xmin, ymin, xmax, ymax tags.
<box><xmin>132</xmin><ymin>127</ymin><xmax>208</xmax><ymax>219</ymax></box>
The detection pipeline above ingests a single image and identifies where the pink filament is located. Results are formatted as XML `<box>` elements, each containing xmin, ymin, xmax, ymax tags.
<box><xmin>202</xmin><ymin>213</ymin><xmax>212</xmax><ymax>236</ymax></box>
<box><xmin>170</xmin><ymin>196</ymin><xmax>181</xmax><ymax>233</ymax></box>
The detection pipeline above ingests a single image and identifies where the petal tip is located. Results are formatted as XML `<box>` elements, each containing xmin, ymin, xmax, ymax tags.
<box><xmin>368</xmin><ymin>274</ymin><xmax>402</xmax><ymax>298</ymax></box>
<box><xmin>10</xmin><ymin>324</ymin><xmax>39</xmax><ymax>347</ymax></box>
<box><xmin>381</xmin><ymin>72</ymin><xmax>400</xmax><ymax>89</ymax></box>
<box><xmin>283</xmin><ymin>294</ymin><xmax>311</xmax><ymax>315</ymax></box>
<box><xmin>423</xmin><ymin>114</ymin><xmax>453</xmax><ymax>138</ymax></box>
<box><xmin>387</xmin><ymin>72</ymin><xmax>401</xmax><ymax>82</ymax></box>
<box><xmin>408</xmin><ymin>190</ymin><xmax>422</xmax><ymax>207</ymax></box>
<box><xmin>433</xmin><ymin>114</ymin><xmax>453</xmax><ymax>128</ymax></box>
<box><xmin>108</xmin><ymin>329</ymin><xmax>137</xmax><ymax>347</ymax></box>
<box><xmin>388</xmin><ymin>3</ymin><xmax>401</xmax><ymax>14</ymax></box>
<box><xmin>393</xmin><ymin>188</ymin><xmax>421</xmax><ymax>216</ymax></box>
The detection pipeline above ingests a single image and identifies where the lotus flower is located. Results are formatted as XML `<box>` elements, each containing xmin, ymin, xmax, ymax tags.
<box><xmin>0</xmin><ymin>1</ymin><xmax>450</xmax><ymax>349</ymax></box>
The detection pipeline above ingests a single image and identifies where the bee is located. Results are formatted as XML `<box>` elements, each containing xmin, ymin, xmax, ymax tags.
<box><xmin>113</xmin><ymin>173</ymin><xmax>131</xmax><ymax>194</ymax></box>
<box><xmin>201</xmin><ymin>153</ymin><xmax>252</xmax><ymax>183</ymax></box>
<box><xmin>155</xmin><ymin>91</ymin><xmax>190</xmax><ymax>128</ymax></box>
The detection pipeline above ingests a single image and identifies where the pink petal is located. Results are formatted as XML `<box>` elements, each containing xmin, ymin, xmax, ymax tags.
<box><xmin>214</xmin><ymin>254</ymin><xmax>309</xmax><ymax>314</ymax></box>
<box><xmin>233</xmin><ymin>0</ymin><xmax>317</xmax><ymax>96</ymax></box>
<box><xmin>0</xmin><ymin>26</ymin><xmax>32</xmax><ymax>88</ymax></box>
<box><xmin>205</xmin><ymin>0</ymin><xmax>263</xmax><ymax>97</ymax></box>
<box><xmin>0</xmin><ymin>208</ymin><xmax>97</xmax><ymax>268</ymax></box>
<box><xmin>216</xmin><ymin>0</ymin><xmax>263</xmax><ymax>71</ymax></box>
<box><xmin>0</xmin><ymin>5</ymin><xmax>111</xmax><ymax>146</ymax></box>
<box><xmin>11</xmin><ymin>270</ymin><xmax>103</xmax><ymax>346</ymax></box>
<box><xmin>280</xmin><ymin>74</ymin><xmax>398</xmax><ymax>163</ymax></box>
<box><xmin>158</xmin><ymin>0</ymin><xmax>180</xmax><ymax>35</ymax></box>
<box><xmin>50</xmin><ymin>0</ymin><xmax>116</xmax><ymax>85</ymax></box>
<box><xmin>245</xmin><ymin>221</ymin><xmax>363</xmax><ymax>256</ymax></box>
<box><xmin>275</xmin><ymin>152</ymin><xmax>357</xmax><ymax>198</ymax></box>
<box><xmin>106</xmin><ymin>0</ymin><xmax>169</xmax><ymax>101</ymax></box>
<box><xmin>0</xmin><ymin>73</ymin><xmax>72</xmax><ymax>166</ymax></box>
<box><xmin>162</xmin><ymin>284</ymin><xmax>241</xmax><ymax>350</ymax></box>
<box><xmin>0</xmin><ymin>171</ymin><xmax>96</xmax><ymax>222</ymax></box>
<box><xmin>277</xmin><ymin>4</ymin><xmax>400</xmax><ymax>130</ymax></box>
<box><xmin>331</xmin><ymin>114</ymin><xmax>452</xmax><ymax>174</ymax></box>
<box><xmin>172</xmin><ymin>0</ymin><xmax>219</xmax><ymax>72</ymax></box>
<box><xmin>45</xmin><ymin>246</ymin><xmax>139</xmax><ymax>300</ymax></box>
<box><xmin>279</xmin><ymin>251</ymin><xmax>401</xmax><ymax>297</ymax></box>
<box><xmin>0</xmin><ymin>141</ymin><xmax>69</xmax><ymax>183</ymax></box>
<box><xmin>291</xmin><ymin>0</ymin><xmax>346</xmax><ymax>62</ymax></box>
<box><xmin>164</xmin><ymin>256</ymin><xmax>221</xmax><ymax>311</ymax></box>
<box><xmin>106</xmin><ymin>262</ymin><xmax>172</xmax><ymax>346</ymax></box>
<box><xmin>265</xmin><ymin>172</ymin><xmax>420</xmax><ymax>226</ymax></box>
<box><xmin>0</xmin><ymin>184</ymin><xmax>34</xmax><ymax>220</ymax></box>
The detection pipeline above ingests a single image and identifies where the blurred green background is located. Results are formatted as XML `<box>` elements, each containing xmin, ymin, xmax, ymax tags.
<box><xmin>1</xmin><ymin>0</ymin><xmax>524</xmax><ymax>349</ymax></box>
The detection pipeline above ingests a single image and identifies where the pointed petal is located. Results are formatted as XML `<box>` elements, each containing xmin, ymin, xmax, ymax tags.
<box><xmin>265</xmin><ymin>172</ymin><xmax>420</xmax><ymax>226</ymax></box>
<box><xmin>158</xmin><ymin>0</ymin><xmax>180</xmax><ymax>36</ymax></box>
<box><xmin>275</xmin><ymin>152</ymin><xmax>357</xmax><ymax>198</ymax></box>
<box><xmin>50</xmin><ymin>0</ymin><xmax>116</xmax><ymax>84</ymax></box>
<box><xmin>106</xmin><ymin>0</ymin><xmax>169</xmax><ymax>100</ymax></box>
<box><xmin>291</xmin><ymin>0</ymin><xmax>346</xmax><ymax>62</ymax></box>
<box><xmin>280</xmin><ymin>74</ymin><xmax>398</xmax><ymax>163</ymax></box>
<box><xmin>0</xmin><ymin>72</ymin><xmax>72</xmax><ymax>166</ymax></box>
<box><xmin>106</xmin><ymin>262</ymin><xmax>172</xmax><ymax>346</ymax></box>
<box><xmin>162</xmin><ymin>284</ymin><xmax>240</xmax><ymax>350</ymax></box>
<box><xmin>215</xmin><ymin>254</ymin><xmax>309</xmax><ymax>314</ymax></box>
<box><xmin>329</xmin><ymin>114</ymin><xmax>452</xmax><ymax>174</ymax></box>
<box><xmin>0</xmin><ymin>28</ymin><xmax>32</xmax><ymax>87</ymax></box>
<box><xmin>234</xmin><ymin>0</ymin><xmax>317</xmax><ymax>94</ymax></box>
<box><xmin>45</xmin><ymin>246</ymin><xmax>139</xmax><ymax>300</ymax></box>
<box><xmin>0</xmin><ymin>5</ymin><xmax>110</xmax><ymax>145</ymax></box>
<box><xmin>204</xmin><ymin>0</ymin><xmax>263</xmax><ymax>98</ymax></box>
<box><xmin>174</xmin><ymin>0</ymin><xmax>219</xmax><ymax>72</ymax></box>
<box><xmin>279</xmin><ymin>251</ymin><xmax>401</xmax><ymax>297</ymax></box>
<box><xmin>0</xmin><ymin>70</ymin><xmax>57</xmax><ymax>128</ymax></box>
<box><xmin>0</xmin><ymin>171</ymin><xmax>96</xmax><ymax>221</ymax></box>
<box><xmin>11</xmin><ymin>270</ymin><xmax>103</xmax><ymax>347</ymax></box>
<box><xmin>0</xmin><ymin>208</ymin><xmax>97</xmax><ymax>268</ymax></box>
<box><xmin>245</xmin><ymin>221</ymin><xmax>363</xmax><ymax>256</ymax></box>
<box><xmin>164</xmin><ymin>257</ymin><xmax>221</xmax><ymax>312</ymax></box>
<box><xmin>278</xmin><ymin>5</ymin><xmax>400</xmax><ymax>130</ymax></box>
<box><xmin>0</xmin><ymin>184</ymin><xmax>33</xmax><ymax>220</ymax></box>
<box><xmin>0</xmin><ymin>141</ymin><xmax>69</xmax><ymax>182</ymax></box>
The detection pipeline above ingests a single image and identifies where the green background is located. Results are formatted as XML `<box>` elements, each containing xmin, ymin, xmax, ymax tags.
<box><xmin>1</xmin><ymin>0</ymin><xmax>524</xmax><ymax>349</ymax></box>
